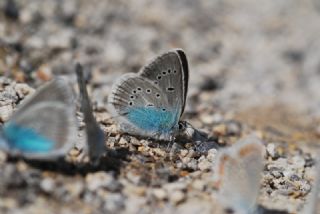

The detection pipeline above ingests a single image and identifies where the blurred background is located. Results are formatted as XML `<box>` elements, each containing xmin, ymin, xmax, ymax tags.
<box><xmin>1</xmin><ymin>0</ymin><xmax>320</xmax><ymax>114</ymax></box>
<box><xmin>1</xmin><ymin>0</ymin><xmax>320</xmax><ymax>118</ymax></box>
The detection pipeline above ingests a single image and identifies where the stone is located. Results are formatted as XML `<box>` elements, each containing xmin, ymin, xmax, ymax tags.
<box><xmin>86</xmin><ymin>172</ymin><xmax>121</xmax><ymax>192</ymax></box>
<box><xmin>192</xmin><ymin>180</ymin><xmax>206</xmax><ymax>191</ymax></box>
<box><xmin>226</xmin><ymin>121</ymin><xmax>241</xmax><ymax>135</ymax></box>
<box><xmin>0</xmin><ymin>104</ymin><xmax>13</xmax><ymax>122</ymax></box>
<box><xmin>40</xmin><ymin>178</ymin><xmax>56</xmax><ymax>193</ymax></box>
<box><xmin>198</xmin><ymin>159</ymin><xmax>211</xmax><ymax>171</ymax></box>
<box><xmin>169</xmin><ymin>190</ymin><xmax>185</xmax><ymax>204</ymax></box>
<box><xmin>207</xmin><ymin>149</ymin><xmax>217</xmax><ymax>162</ymax></box>
<box><xmin>212</xmin><ymin>124</ymin><xmax>227</xmax><ymax>136</ymax></box>
<box><xmin>152</xmin><ymin>188</ymin><xmax>167</xmax><ymax>200</ymax></box>
<box><xmin>291</xmin><ymin>156</ymin><xmax>305</xmax><ymax>169</ymax></box>
<box><xmin>14</xmin><ymin>83</ymin><xmax>34</xmax><ymax>99</ymax></box>
<box><xmin>267</xmin><ymin>143</ymin><xmax>276</xmax><ymax>158</ymax></box>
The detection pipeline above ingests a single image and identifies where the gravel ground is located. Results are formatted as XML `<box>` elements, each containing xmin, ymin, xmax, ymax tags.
<box><xmin>0</xmin><ymin>0</ymin><xmax>320</xmax><ymax>213</ymax></box>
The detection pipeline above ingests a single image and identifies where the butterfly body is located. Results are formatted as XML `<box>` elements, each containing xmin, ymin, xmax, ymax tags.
<box><xmin>0</xmin><ymin>78</ymin><xmax>77</xmax><ymax>159</ymax></box>
<box><xmin>75</xmin><ymin>63</ymin><xmax>106</xmax><ymax>163</ymax></box>
<box><xmin>108</xmin><ymin>49</ymin><xmax>189</xmax><ymax>141</ymax></box>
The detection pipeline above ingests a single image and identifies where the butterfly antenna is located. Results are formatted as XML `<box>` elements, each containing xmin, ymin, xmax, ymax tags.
<box><xmin>75</xmin><ymin>63</ymin><xmax>106</xmax><ymax>165</ymax></box>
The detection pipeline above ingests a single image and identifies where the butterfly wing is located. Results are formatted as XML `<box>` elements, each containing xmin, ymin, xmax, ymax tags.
<box><xmin>213</xmin><ymin>136</ymin><xmax>264</xmax><ymax>213</ymax></box>
<box><xmin>76</xmin><ymin>63</ymin><xmax>105</xmax><ymax>163</ymax></box>
<box><xmin>139</xmin><ymin>49</ymin><xmax>189</xmax><ymax>117</ymax></box>
<box><xmin>3</xmin><ymin>102</ymin><xmax>77</xmax><ymax>159</ymax></box>
<box><xmin>11</xmin><ymin>78</ymin><xmax>75</xmax><ymax>116</ymax></box>
<box><xmin>2</xmin><ymin>78</ymin><xmax>77</xmax><ymax>159</ymax></box>
<box><xmin>108</xmin><ymin>49</ymin><xmax>188</xmax><ymax>140</ymax></box>
<box><xmin>109</xmin><ymin>73</ymin><xmax>169</xmax><ymax>115</ymax></box>
<box><xmin>108</xmin><ymin>73</ymin><xmax>179</xmax><ymax>140</ymax></box>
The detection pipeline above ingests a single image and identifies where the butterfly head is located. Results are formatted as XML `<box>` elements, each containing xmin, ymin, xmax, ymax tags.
<box><xmin>173</xmin><ymin>121</ymin><xmax>209</xmax><ymax>143</ymax></box>
<box><xmin>173</xmin><ymin>121</ymin><xmax>194</xmax><ymax>140</ymax></box>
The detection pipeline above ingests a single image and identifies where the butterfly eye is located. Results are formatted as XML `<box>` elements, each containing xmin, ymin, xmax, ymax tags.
<box><xmin>146</xmin><ymin>89</ymin><xmax>151</xmax><ymax>93</ymax></box>
<box><xmin>162</xmin><ymin>71</ymin><xmax>166</xmax><ymax>75</ymax></box>
<box><xmin>156</xmin><ymin>93</ymin><xmax>160</xmax><ymax>98</ymax></box>
<box><xmin>173</xmin><ymin>70</ymin><xmax>177</xmax><ymax>74</ymax></box>
<box><xmin>129</xmin><ymin>101</ymin><xmax>133</xmax><ymax>106</ymax></box>
<box><xmin>168</xmin><ymin>69</ymin><xmax>171</xmax><ymax>74</ymax></box>
<box><xmin>162</xmin><ymin>108</ymin><xmax>166</xmax><ymax>112</ymax></box>
<box><xmin>130</xmin><ymin>95</ymin><xmax>135</xmax><ymax>99</ymax></box>
<box><xmin>133</xmin><ymin>90</ymin><xmax>137</xmax><ymax>94</ymax></box>
<box><xmin>157</xmin><ymin>76</ymin><xmax>162</xmax><ymax>80</ymax></box>
<box><xmin>137</xmin><ymin>87</ymin><xmax>142</xmax><ymax>91</ymax></box>
<box><xmin>154</xmin><ymin>81</ymin><xmax>158</xmax><ymax>85</ymax></box>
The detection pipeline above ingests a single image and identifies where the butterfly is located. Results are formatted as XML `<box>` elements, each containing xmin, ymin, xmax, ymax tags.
<box><xmin>212</xmin><ymin>136</ymin><xmax>265</xmax><ymax>214</ymax></box>
<box><xmin>0</xmin><ymin>78</ymin><xmax>77</xmax><ymax>160</ymax></box>
<box><xmin>75</xmin><ymin>63</ymin><xmax>106</xmax><ymax>164</ymax></box>
<box><xmin>301</xmin><ymin>157</ymin><xmax>320</xmax><ymax>214</ymax></box>
<box><xmin>108</xmin><ymin>49</ymin><xmax>190</xmax><ymax>141</ymax></box>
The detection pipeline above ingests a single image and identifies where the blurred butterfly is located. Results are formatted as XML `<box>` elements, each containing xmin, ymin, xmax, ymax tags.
<box><xmin>301</xmin><ymin>157</ymin><xmax>320</xmax><ymax>214</ymax></box>
<box><xmin>0</xmin><ymin>78</ymin><xmax>77</xmax><ymax>160</ymax></box>
<box><xmin>75</xmin><ymin>63</ymin><xmax>105</xmax><ymax>164</ymax></box>
<box><xmin>212</xmin><ymin>136</ymin><xmax>265</xmax><ymax>214</ymax></box>
<box><xmin>108</xmin><ymin>49</ymin><xmax>191</xmax><ymax>141</ymax></box>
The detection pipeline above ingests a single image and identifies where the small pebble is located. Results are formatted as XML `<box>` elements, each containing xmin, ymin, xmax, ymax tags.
<box><xmin>14</xmin><ymin>83</ymin><xmax>34</xmax><ymax>99</ymax></box>
<box><xmin>40</xmin><ymin>178</ymin><xmax>56</xmax><ymax>193</ymax></box>
<box><xmin>271</xmin><ymin>170</ymin><xmax>283</xmax><ymax>179</ymax></box>
<box><xmin>131</xmin><ymin>138</ymin><xmax>142</xmax><ymax>146</ymax></box>
<box><xmin>69</xmin><ymin>148</ymin><xmax>81</xmax><ymax>157</ymax></box>
<box><xmin>65</xmin><ymin>181</ymin><xmax>84</xmax><ymax>198</ymax></box>
<box><xmin>169</xmin><ymin>190</ymin><xmax>185</xmax><ymax>204</ymax></box>
<box><xmin>212</xmin><ymin>124</ymin><xmax>227</xmax><ymax>136</ymax></box>
<box><xmin>86</xmin><ymin>172</ymin><xmax>120</xmax><ymax>192</ymax></box>
<box><xmin>211</xmin><ymin>113</ymin><xmax>224</xmax><ymax>123</ymax></box>
<box><xmin>200</xmin><ymin>114</ymin><xmax>215</xmax><ymax>125</ymax></box>
<box><xmin>291</xmin><ymin>156</ymin><xmax>305</xmax><ymax>169</ymax></box>
<box><xmin>207</xmin><ymin>149</ymin><xmax>217</xmax><ymax>162</ymax></box>
<box><xmin>47</xmin><ymin>30</ymin><xmax>73</xmax><ymax>50</ymax></box>
<box><xmin>187</xmin><ymin>159</ymin><xmax>198</xmax><ymax>170</ymax></box>
<box><xmin>180</xmin><ymin>149</ymin><xmax>189</xmax><ymax>157</ymax></box>
<box><xmin>192</xmin><ymin>180</ymin><xmax>206</xmax><ymax>191</ymax></box>
<box><xmin>0</xmin><ymin>151</ymin><xmax>7</xmax><ymax>164</ymax></box>
<box><xmin>198</xmin><ymin>159</ymin><xmax>211</xmax><ymax>171</ymax></box>
<box><xmin>267</xmin><ymin>143</ymin><xmax>276</xmax><ymax>158</ymax></box>
<box><xmin>118</xmin><ymin>137</ymin><xmax>129</xmax><ymax>147</ymax></box>
<box><xmin>0</xmin><ymin>104</ymin><xmax>13</xmax><ymax>122</ymax></box>
<box><xmin>226</xmin><ymin>121</ymin><xmax>241</xmax><ymax>135</ymax></box>
<box><xmin>152</xmin><ymin>188</ymin><xmax>167</xmax><ymax>200</ymax></box>
<box><xmin>36</xmin><ymin>64</ymin><xmax>53</xmax><ymax>81</ymax></box>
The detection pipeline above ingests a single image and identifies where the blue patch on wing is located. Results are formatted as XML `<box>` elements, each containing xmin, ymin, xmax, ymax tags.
<box><xmin>126</xmin><ymin>107</ymin><xmax>179</xmax><ymax>132</ymax></box>
<box><xmin>3</xmin><ymin>123</ymin><xmax>54</xmax><ymax>153</ymax></box>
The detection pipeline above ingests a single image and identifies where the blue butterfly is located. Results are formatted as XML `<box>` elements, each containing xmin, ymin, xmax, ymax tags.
<box><xmin>75</xmin><ymin>63</ymin><xmax>105</xmax><ymax>164</ymax></box>
<box><xmin>0</xmin><ymin>78</ymin><xmax>77</xmax><ymax>160</ymax></box>
<box><xmin>108</xmin><ymin>49</ymin><xmax>190</xmax><ymax>141</ymax></box>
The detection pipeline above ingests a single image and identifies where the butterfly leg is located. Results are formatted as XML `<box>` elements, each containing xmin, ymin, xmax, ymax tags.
<box><xmin>168</xmin><ymin>142</ymin><xmax>183</xmax><ymax>161</ymax></box>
